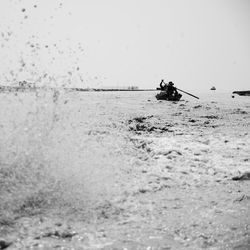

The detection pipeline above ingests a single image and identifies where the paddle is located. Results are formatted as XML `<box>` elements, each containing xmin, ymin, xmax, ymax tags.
<box><xmin>176</xmin><ymin>88</ymin><xmax>199</xmax><ymax>99</ymax></box>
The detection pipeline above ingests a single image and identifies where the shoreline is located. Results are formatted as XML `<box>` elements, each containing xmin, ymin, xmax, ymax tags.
<box><xmin>0</xmin><ymin>85</ymin><xmax>157</xmax><ymax>92</ymax></box>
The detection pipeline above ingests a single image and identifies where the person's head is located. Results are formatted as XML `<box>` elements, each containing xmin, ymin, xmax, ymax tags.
<box><xmin>169</xmin><ymin>81</ymin><xmax>174</xmax><ymax>86</ymax></box>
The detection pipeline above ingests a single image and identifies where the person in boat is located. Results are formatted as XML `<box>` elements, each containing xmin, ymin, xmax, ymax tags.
<box><xmin>159</xmin><ymin>79</ymin><xmax>167</xmax><ymax>91</ymax></box>
<box><xmin>166</xmin><ymin>81</ymin><xmax>178</xmax><ymax>98</ymax></box>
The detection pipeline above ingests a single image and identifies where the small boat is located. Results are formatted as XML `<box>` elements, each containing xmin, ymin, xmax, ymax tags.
<box><xmin>156</xmin><ymin>91</ymin><xmax>182</xmax><ymax>101</ymax></box>
<box><xmin>210</xmin><ymin>86</ymin><xmax>216</xmax><ymax>90</ymax></box>
<box><xmin>232</xmin><ymin>90</ymin><xmax>250</xmax><ymax>96</ymax></box>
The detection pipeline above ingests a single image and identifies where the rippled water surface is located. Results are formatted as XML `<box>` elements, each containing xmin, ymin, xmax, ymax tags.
<box><xmin>1</xmin><ymin>90</ymin><xmax>250</xmax><ymax>249</ymax></box>
<box><xmin>0</xmin><ymin>90</ymin><xmax>249</xmax><ymax>210</ymax></box>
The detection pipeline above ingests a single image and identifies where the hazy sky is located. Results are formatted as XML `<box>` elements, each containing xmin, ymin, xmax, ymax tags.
<box><xmin>0</xmin><ymin>0</ymin><xmax>249</xmax><ymax>92</ymax></box>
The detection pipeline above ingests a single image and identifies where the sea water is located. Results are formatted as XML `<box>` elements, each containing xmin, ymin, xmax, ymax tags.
<box><xmin>0</xmin><ymin>90</ymin><xmax>249</xmax><ymax>216</ymax></box>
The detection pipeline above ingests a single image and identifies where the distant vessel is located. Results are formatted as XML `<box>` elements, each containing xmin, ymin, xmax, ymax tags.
<box><xmin>210</xmin><ymin>86</ymin><xmax>216</xmax><ymax>90</ymax></box>
<box><xmin>232</xmin><ymin>90</ymin><xmax>250</xmax><ymax>96</ymax></box>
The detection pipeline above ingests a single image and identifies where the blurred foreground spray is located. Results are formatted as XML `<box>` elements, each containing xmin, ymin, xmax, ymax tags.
<box><xmin>0</xmin><ymin>90</ymin><xmax>133</xmax><ymax>223</ymax></box>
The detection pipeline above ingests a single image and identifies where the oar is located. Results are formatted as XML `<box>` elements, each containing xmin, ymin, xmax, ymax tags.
<box><xmin>176</xmin><ymin>88</ymin><xmax>199</xmax><ymax>99</ymax></box>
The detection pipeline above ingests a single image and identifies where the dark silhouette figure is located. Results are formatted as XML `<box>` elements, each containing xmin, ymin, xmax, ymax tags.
<box><xmin>159</xmin><ymin>79</ymin><xmax>167</xmax><ymax>91</ymax></box>
<box><xmin>166</xmin><ymin>81</ymin><xmax>178</xmax><ymax>98</ymax></box>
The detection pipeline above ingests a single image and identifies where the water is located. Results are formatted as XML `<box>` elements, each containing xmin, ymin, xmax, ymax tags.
<box><xmin>0</xmin><ymin>89</ymin><xmax>249</xmax><ymax>217</ymax></box>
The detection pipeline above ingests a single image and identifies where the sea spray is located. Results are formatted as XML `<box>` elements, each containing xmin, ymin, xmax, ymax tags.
<box><xmin>0</xmin><ymin>90</ymin><xmax>63</xmax><ymax>221</ymax></box>
<box><xmin>0</xmin><ymin>90</ymin><xmax>136</xmax><ymax>222</ymax></box>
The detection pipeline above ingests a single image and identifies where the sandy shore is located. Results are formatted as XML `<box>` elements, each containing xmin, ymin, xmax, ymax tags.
<box><xmin>0</xmin><ymin>91</ymin><xmax>249</xmax><ymax>249</ymax></box>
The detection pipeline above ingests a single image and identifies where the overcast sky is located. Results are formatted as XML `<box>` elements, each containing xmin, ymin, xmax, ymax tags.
<box><xmin>0</xmin><ymin>0</ymin><xmax>249</xmax><ymax>92</ymax></box>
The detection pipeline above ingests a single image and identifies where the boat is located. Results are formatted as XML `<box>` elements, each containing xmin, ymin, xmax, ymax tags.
<box><xmin>155</xmin><ymin>91</ymin><xmax>182</xmax><ymax>101</ymax></box>
<box><xmin>210</xmin><ymin>86</ymin><xmax>216</xmax><ymax>90</ymax></box>
<box><xmin>232</xmin><ymin>90</ymin><xmax>250</xmax><ymax>96</ymax></box>
<box><xmin>155</xmin><ymin>82</ymin><xmax>199</xmax><ymax>100</ymax></box>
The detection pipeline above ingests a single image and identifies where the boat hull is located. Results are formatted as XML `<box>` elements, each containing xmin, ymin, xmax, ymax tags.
<box><xmin>156</xmin><ymin>91</ymin><xmax>182</xmax><ymax>101</ymax></box>
<box><xmin>232</xmin><ymin>91</ymin><xmax>250</xmax><ymax>96</ymax></box>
